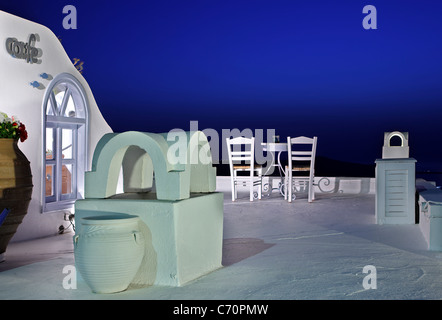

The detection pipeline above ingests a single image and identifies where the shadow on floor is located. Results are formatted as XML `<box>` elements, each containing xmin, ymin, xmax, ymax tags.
<box><xmin>0</xmin><ymin>232</ymin><xmax>74</xmax><ymax>272</ymax></box>
<box><xmin>222</xmin><ymin>238</ymin><xmax>275</xmax><ymax>266</ymax></box>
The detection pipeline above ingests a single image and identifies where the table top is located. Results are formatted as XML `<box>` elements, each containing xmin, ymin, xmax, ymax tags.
<box><xmin>261</xmin><ymin>142</ymin><xmax>287</xmax><ymax>152</ymax></box>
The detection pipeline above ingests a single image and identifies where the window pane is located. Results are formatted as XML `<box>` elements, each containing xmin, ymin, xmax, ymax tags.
<box><xmin>45</xmin><ymin>164</ymin><xmax>55</xmax><ymax>197</ymax></box>
<box><xmin>55</xmin><ymin>91</ymin><xmax>65</xmax><ymax>112</ymax></box>
<box><xmin>54</xmin><ymin>83</ymin><xmax>66</xmax><ymax>97</ymax></box>
<box><xmin>46</xmin><ymin>99</ymin><xmax>54</xmax><ymax>115</ymax></box>
<box><xmin>62</xmin><ymin>129</ymin><xmax>73</xmax><ymax>159</ymax></box>
<box><xmin>63</xmin><ymin>95</ymin><xmax>76</xmax><ymax>118</ymax></box>
<box><xmin>62</xmin><ymin>164</ymin><xmax>73</xmax><ymax>195</ymax></box>
<box><xmin>46</xmin><ymin>128</ymin><xmax>54</xmax><ymax>160</ymax></box>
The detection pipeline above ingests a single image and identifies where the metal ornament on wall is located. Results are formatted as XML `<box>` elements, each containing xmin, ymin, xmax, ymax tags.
<box><xmin>5</xmin><ymin>33</ymin><xmax>43</xmax><ymax>64</ymax></box>
<box><xmin>72</xmin><ymin>58</ymin><xmax>84</xmax><ymax>74</ymax></box>
<box><xmin>30</xmin><ymin>73</ymin><xmax>54</xmax><ymax>90</ymax></box>
<box><xmin>29</xmin><ymin>81</ymin><xmax>45</xmax><ymax>90</ymax></box>
<box><xmin>56</xmin><ymin>36</ymin><xmax>84</xmax><ymax>74</ymax></box>
<box><xmin>39</xmin><ymin>73</ymin><xmax>53</xmax><ymax>80</ymax></box>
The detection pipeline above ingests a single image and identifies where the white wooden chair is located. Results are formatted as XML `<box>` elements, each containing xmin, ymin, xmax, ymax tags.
<box><xmin>285</xmin><ymin>136</ymin><xmax>317</xmax><ymax>203</ymax></box>
<box><xmin>226</xmin><ymin>137</ymin><xmax>262</xmax><ymax>201</ymax></box>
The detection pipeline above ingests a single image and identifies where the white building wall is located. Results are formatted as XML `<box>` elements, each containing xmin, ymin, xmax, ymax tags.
<box><xmin>0</xmin><ymin>11</ymin><xmax>112</xmax><ymax>242</ymax></box>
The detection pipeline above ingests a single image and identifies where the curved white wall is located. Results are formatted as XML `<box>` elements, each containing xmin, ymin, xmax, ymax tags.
<box><xmin>0</xmin><ymin>10</ymin><xmax>112</xmax><ymax>241</ymax></box>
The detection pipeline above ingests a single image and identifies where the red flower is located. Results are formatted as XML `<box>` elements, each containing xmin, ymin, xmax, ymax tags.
<box><xmin>18</xmin><ymin>123</ymin><xmax>28</xmax><ymax>142</ymax></box>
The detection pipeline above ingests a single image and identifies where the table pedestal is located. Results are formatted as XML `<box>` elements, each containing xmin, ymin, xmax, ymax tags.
<box><xmin>261</xmin><ymin>143</ymin><xmax>287</xmax><ymax>197</ymax></box>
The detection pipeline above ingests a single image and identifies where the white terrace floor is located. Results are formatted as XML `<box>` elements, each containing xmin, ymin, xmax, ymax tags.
<box><xmin>1</xmin><ymin>177</ymin><xmax>442</xmax><ymax>300</ymax></box>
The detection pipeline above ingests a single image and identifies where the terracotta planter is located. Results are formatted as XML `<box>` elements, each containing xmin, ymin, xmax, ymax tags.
<box><xmin>0</xmin><ymin>139</ymin><xmax>33</xmax><ymax>256</ymax></box>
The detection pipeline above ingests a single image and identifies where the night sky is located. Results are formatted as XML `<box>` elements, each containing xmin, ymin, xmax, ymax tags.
<box><xmin>2</xmin><ymin>0</ymin><xmax>442</xmax><ymax>173</ymax></box>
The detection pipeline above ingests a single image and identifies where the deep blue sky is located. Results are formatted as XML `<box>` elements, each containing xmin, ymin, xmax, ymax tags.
<box><xmin>2</xmin><ymin>0</ymin><xmax>442</xmax><ymax>170</ymax></box>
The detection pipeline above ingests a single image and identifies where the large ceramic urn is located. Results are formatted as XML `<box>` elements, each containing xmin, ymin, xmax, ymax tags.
<box><xmin>74</xmin><ymin>214</ymin><xmax>145</xmax><ymax>293</ymax></box>
<box><xmin>0</xmin><ymin>139</ymin><xmax>33</xmax><ymax>257</ymax></box>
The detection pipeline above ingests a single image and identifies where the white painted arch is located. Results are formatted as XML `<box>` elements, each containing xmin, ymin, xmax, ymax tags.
<box><xmin>85</xmin><ymin>131</ymin><xmax>216</xmax><ymax>200</ymax></box>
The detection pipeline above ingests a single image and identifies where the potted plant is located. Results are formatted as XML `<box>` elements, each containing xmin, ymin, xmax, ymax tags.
<box><xmin>0</xmin><ymin>112</ymin><xmax>32</xmax><ymax>262</ymax></box>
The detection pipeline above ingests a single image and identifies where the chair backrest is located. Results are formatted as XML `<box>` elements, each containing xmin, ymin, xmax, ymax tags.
<box><xmin>226</xmin><ymin>136</ymin><xmax>255</xmax><ymax>170</ymax></box>
<box><xmin>287</xmin><ymin>136</ymin><xmax>317</xmax><ymax>173</ymax></box>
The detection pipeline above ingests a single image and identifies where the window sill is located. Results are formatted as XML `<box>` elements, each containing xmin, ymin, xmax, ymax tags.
<box><xmin>42</xmin><ymin>199</ymin><xmax>76</xmax><ymax>213</ymax></box>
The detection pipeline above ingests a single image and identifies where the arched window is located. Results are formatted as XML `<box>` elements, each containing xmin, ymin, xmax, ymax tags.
<box><xmin>42</xmin><ymin>73</ymin><xmax>88</xmax><ymax>212</ymax></box>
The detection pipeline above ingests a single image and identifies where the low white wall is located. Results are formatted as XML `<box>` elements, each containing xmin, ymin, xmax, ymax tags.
<box><xmin>216</xmin><ymin>176</ymin><xmax>375</xmax><ymax>195</ymax></box>
<box><xmin>417</xmin><ymin>180</ymin><xmax>442</xmax><ymax>251</ymax></box>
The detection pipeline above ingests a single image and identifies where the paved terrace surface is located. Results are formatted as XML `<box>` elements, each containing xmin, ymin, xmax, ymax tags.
<box><xmin>1</xmin><ymin>182</ymin><xmax>441</xmax><ymax>300</ymax></box>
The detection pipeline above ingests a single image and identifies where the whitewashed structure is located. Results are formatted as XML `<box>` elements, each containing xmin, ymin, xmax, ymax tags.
<box><xmin>74</xmin><ymin>131</ymin><xmax>223</xmax><ymax>287</ymax></box>
<box><xmin>382</xmin><ymin>131</ymin><xmax>410</xmax><ymax>159</ymax></box>
<box><xmin>376</xmin><ymin>131</ymin><xmax>416</xmax><ymax>225</ymax></box>
<box><xmin>0</xmin><ymin>10</ymin><xmax>112</xmax><ymax>242</ymax></box>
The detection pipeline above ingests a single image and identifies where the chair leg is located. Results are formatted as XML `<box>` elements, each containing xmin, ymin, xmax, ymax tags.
<box><xmin>230</xmin><ymin>173</ymin><xmax>236</xmax><ymax>201</ymax></box>
<box><xmin>308</xmin><ymin>177</ymin><xmax>315</xmax><ymax>203</ymax></box>
<box><xmin>258</xmin><ymin>172</ymin><xmax>262</xmax><ymax>200</ymax></box>
<box><xmin>250</xmin><ymin>175</ymin><xmax>254</xmax><ymax>202</ymax></box>
<box><xmin>312</xmin><ymin>177</ymin><xmax>315</xmax><ymax>201</ymax></box>
<box><xmin>231</xmin><ymin>181</ymin><xmax>235</xmax><ymax>201</ymax></box>
<box><xmin>284</xmin><ymin>172</ymin><xmax>288</xmax><ymax>201</ymax></box>
<box><xmin>288</xmin><ymin>173</ymin><xmax>292</xmax><ymax>203</ymax></box>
